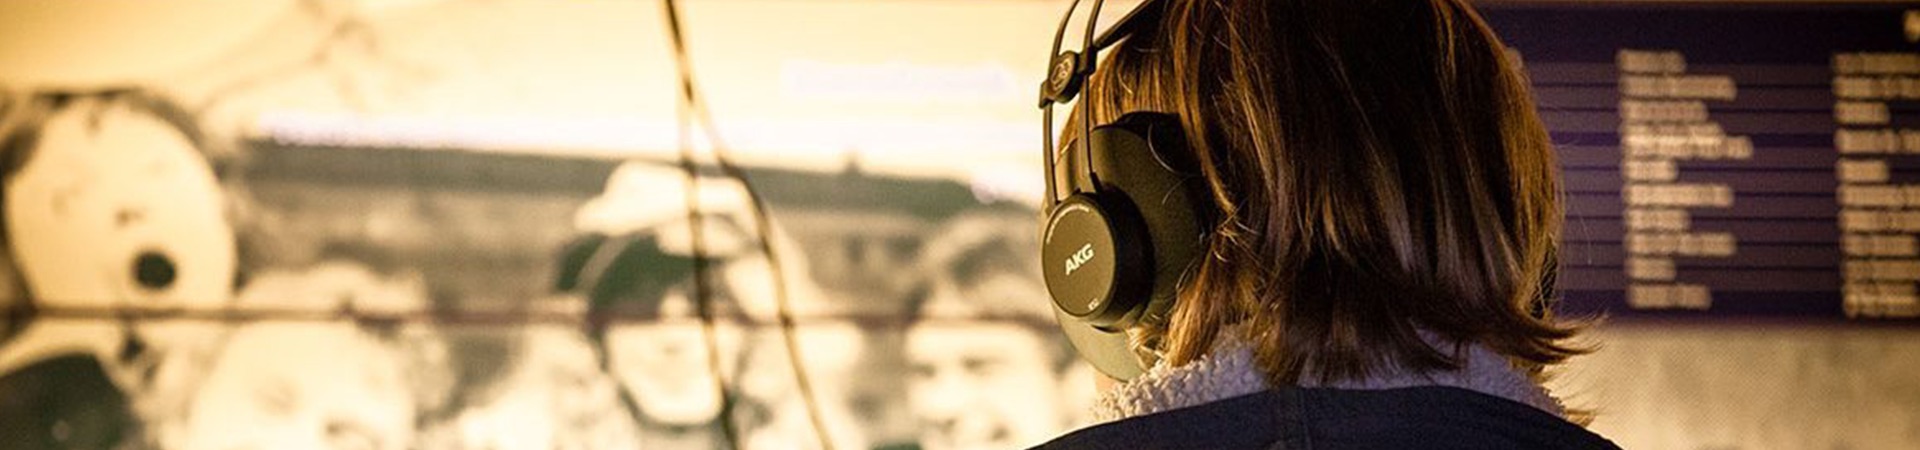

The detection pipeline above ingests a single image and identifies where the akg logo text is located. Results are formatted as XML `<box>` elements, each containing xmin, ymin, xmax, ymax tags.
<box><xmin>1064</xmin><ymin>243</ymin><xmax>1095</xmax><ymax>275</ymax></box>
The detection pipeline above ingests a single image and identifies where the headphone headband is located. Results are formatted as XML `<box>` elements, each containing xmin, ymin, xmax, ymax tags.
<box><xmin>1037</xmin><ymin>0</ymin><xmax>1207</xmax><ymax>381</ymax></box>
<box><xmin>1039</xmin><ymin>0</ymin><xmax>1167</xmax><ymax>108</ymax></box>
<box><xmin>1041</xmin><ymin>0</ymin><xmax>1170</xmax><ymax>204</ymax></box>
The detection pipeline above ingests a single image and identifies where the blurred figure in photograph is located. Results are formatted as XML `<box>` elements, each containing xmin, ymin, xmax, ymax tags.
<box><xmin>177</xmin><ymin>255</ymin><xmax>435</xmax><ymax>450</ymax></box>
<box><xmin>0</xmin><ymin>89</ymin><xmax>240</xmax><ymax>450</ymax></box>
<box><xmin>882</xmin><ymin>211</ymin><xmax>1085</xmax><ymax>450</ymax></box>
<box><xmin>564</xmin><ymin>230</ymin><xmax>747</xmax><ymax>449</ymax></box>
<box><xmin>179</xmin><ymin>320</ymin><xmax>416</xmax><ymax>450</ymax></box>
<box><xmin>430</xmin><ymin>322</ymin><xmax>640</xmax><ymax>450</ymax></box>
<box><xmin>552</xmin><ymin>162</ymin><xmax>866</xmax><ymax>450</ymax></box>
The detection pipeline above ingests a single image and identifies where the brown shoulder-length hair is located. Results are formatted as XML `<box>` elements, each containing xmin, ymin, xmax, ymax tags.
<box><xmin>1079</xmin><ymin>0</ymin><xmax>1585</xmax><ymax>386</ymax></box>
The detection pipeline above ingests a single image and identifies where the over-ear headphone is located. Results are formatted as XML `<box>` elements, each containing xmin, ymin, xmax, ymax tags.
<box><xmin>1037</xmin><ymin>0</ymin><xmax>1207</xmax><ymax>381</ymax></box>
<box><xmin>1036</xmin><ymin>0</ymin><xmax>1562</xmax><ymax>381</ymax></box>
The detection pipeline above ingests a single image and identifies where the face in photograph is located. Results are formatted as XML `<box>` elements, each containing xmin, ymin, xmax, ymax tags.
<box><xmin>0</xmin><ymin>93</ymin><xmax>238</xmax><ymax>450</ymax></box>
<box><xmin>905</xmin><ymin>274</ymin><xmax>1065</xmax><ymax>450</ymax></box>
<box><xmin>3</xmin><ymin>95</ymin><xmax>234</xmax><ymax>313</ymax></box>
<box><xmin>601</xmin><ymin>286</ymin><xmax>744</xmax><ymax>427</ymax></box>
<box><xmin>180</xmin><ymin>322</ymin><xmax>415</xmax><ymax>450</ymax></box>
<box><xmin>906</xmin><ymin>322</ymin><xmax>1063</xmax><ymax>450</ymax></box>
<box><xmin>0</xmin><ymin>94</ymin><xmax>237</xmax><ymax>404</ymax></box>
<box><xmin>442</xmin><ymin>325</ymin><xmax>639</xmax><ymax>450</ymax></box>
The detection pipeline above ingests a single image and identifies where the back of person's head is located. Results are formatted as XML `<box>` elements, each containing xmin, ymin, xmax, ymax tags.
<box><xmin>1079</xmin><ymin>0</ymin><xmax>1582</xmax><ymax>385</ymax></box>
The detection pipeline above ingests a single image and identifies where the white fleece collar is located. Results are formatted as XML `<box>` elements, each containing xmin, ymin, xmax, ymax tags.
<box><xmin>1091</xmin><ymin>329</ymin><xmax>1566</xmax><ymax>422</ymax></box>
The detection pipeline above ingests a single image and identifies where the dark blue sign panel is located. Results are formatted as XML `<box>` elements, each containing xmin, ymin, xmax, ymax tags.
<box><xmin>1478</xmin><ymin>3</ymin><xmax>1920</xmax><ymax>321</ymax></box>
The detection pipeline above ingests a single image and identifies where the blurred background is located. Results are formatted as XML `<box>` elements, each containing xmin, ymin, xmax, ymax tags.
<box><xmin>0</xmin><ymin>0</ymin><xmax>1916</xmax><ymax>449</ymax></box>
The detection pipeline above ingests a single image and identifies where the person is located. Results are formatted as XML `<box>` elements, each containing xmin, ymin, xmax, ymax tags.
<box><xmin>1033</xmin><ymin>1</ymin><xmax>1619</xmax><ymax>448</ymax></box>
<box><xmin>0</xmin><ymin>89</ymin><xmax>240</xmax><ymax>450</ymax></box>
<box><xmin>572</xmin><ymin>231</ymin><xmax>751</xmax><ymax>449</ymax></box>
<box><xmin>554</xmin><ymin>162</ymin><xmax>867</xmax><ymax>450</ymax></box>
<box><xmin>177</xmin><ymin>255</ymin><xmax>437</xmax><ymax>450</ymax></box>
<box><xmin>430</xmin><ymin>322</ymin><xmax>641</xmax><ymax>450</ymax></box>
<box><xmin>177</xmin><ymin>320</ymin><xmax>417</xmax><ymax>450</ymax></box>
<box><xmin>885</xmin><ymin>211</ymin><xmax>1089</xmax><ymax>450</ymax></box>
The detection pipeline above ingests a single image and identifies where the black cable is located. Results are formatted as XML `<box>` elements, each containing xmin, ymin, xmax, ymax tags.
<box><xmin>674</xmin><ymin>84</ymin><xmax>743</xmax><ymax>450</ymax></box>
<box><xmin>658</xmin><ymin>2</ymin><xmax>838</xmax><ymax>450</ymax></box>
<box><xmin>659</xmin><ymin>3</ymin><xmax>739</xmax><ymax>448</ymax></box>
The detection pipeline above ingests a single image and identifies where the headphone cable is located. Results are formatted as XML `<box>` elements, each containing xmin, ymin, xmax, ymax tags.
<box><xmin>659</xmin><ymin>2</ymin><xmax>838</xmax><ymax>449</ymax></box>
<box><xmin>658</xmin><ymin>1</ymin><xmax>740</xmax><ymax>447</ymax></box>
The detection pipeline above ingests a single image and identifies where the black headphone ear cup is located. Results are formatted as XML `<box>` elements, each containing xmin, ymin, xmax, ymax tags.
<box><xmin>1042</xmin><ymin>193</ymin><xmax>1153</xmax><ymax>329</ymax></box>
<box><xmin>1112</xmin><ymin>112</ymin><xmax>1202</xmax><ymax>175</ymax></box>
<box><xmin>1087</xmin><ymin>112</ymin><xmax>1206</xmax><ymax>327</ymax></box>
<box><xmin>1040</xmin><ymin>111</ymin><xmax>1209</xmax><ymax>381</ymax></box>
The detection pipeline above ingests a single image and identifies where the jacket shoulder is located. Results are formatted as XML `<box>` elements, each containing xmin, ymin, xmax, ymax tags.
<box><xmin>1032</xmin><ymin>386</ymin><xmax>1619</xmax><ymax>450</ymax></box>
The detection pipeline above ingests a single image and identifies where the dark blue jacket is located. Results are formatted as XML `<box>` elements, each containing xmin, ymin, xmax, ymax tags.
<box><xmin>1033</xmin><ymin>386</ymin><xmax>1618</xmax><ymax>449</ymax></box>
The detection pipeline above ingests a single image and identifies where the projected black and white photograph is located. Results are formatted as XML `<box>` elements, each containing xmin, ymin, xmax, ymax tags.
<box><xmin>2</xmin><ymin>1</ymin><xmax>1920</xmax><ymax>450</ymax></box>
